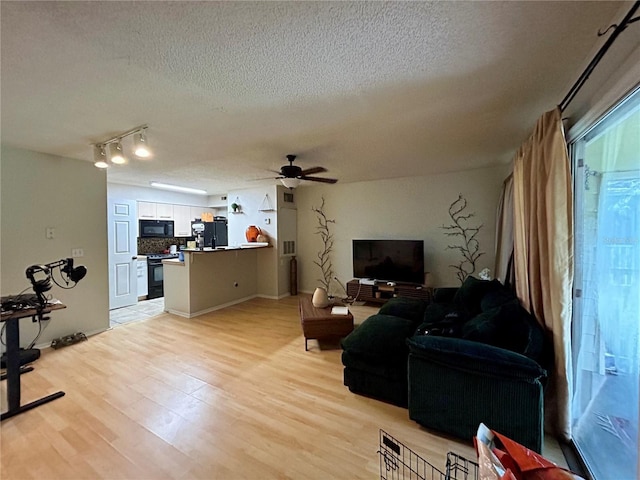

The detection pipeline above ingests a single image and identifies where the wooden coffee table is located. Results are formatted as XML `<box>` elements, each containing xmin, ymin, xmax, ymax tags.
<box><xmin>299</xmin><ymin>296</ymin><xmax>354</xmax><ymax>351</ymax></box>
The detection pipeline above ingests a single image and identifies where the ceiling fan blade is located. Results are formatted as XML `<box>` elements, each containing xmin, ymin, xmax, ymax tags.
<box><xmin>301</xmin><ymin>176</ymin><xmax>338</xmax><ymax>184</ymax></box>
<box><xmin>299</xmin><ymin>166</ymin><xmax>326</xmax><ymax>176</ymax></box>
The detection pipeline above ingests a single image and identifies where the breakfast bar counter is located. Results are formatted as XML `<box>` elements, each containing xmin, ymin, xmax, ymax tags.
<box><xmin>163</xmin><ymin>245</ymin><xmax>271</xmax><ymax>318</ymax></box>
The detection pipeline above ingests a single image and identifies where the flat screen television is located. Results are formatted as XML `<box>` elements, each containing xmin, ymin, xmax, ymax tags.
<box><xmin>352</xmin><ymin>239</ymin><xmax>424</xmax><ymax>284</ymax></box>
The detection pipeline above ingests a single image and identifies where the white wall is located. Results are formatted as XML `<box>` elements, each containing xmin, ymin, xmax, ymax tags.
<box><xmin>227</xmin><ymin>185</ymin><xmax>280</xmax><ymax>297</ymax></box>
<box><xmin>295</xmin><ymin>164</ymin><xmax>510</xmax><ymax>295</ymax></box>
<box><xmin>1</xmin><ymin>146</ymin><xmax>109</xmax><ymax>348</ymax></box>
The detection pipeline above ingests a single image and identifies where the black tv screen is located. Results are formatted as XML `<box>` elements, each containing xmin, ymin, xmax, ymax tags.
<box><xmin>352</xmin><ymin>239</ymin><xmax>424</xmax><ymax>284</ymax></box>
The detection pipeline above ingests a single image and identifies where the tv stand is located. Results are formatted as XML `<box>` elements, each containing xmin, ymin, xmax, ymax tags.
<box><xmin>347</xmin><ymin>280</ymin><xmax>432</xmax><ymax>305</ymax></box>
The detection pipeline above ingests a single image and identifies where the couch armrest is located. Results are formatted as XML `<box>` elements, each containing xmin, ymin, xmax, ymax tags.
<box><xmin>407</xmin><ymin>335</ymin><xmax>546</xmax><ymax>381</ymax></box>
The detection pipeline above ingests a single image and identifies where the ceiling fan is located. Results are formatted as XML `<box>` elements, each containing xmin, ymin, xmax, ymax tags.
<box><xmin>271</xmin><ymin>154</ymin><xmax>338</xmax><ymax>188</ymax></box>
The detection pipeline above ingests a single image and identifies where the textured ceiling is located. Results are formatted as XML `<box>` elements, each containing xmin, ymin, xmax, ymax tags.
<box><xmin>1</xmin><ymin>1</ymin><xmax>636</xmax><ymax>195</ymax></box>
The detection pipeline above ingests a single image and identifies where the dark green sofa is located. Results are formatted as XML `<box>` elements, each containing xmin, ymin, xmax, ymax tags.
<box><xmin>340</xmin><ymin>276</ymin><xmax>550</xmax><ymax>452</ymax></box>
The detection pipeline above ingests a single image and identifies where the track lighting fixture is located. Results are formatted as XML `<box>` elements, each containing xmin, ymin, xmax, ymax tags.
<box><xmin>92</xmin><ymin>125</ymin><xmax>151</xmax><ymax>169</ymax></box>
<box><xmin>94</xmin><ymin>145</ymin><xmax>108</xmax><ymax>169</ymax></box>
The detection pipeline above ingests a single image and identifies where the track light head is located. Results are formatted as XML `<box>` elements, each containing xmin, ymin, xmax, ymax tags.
<box><xmin>94</xmin><ymin>145</ymin><xmax>108</xmax><ymax>169</ymax></box>
<box><xmin>109</xmin><ymin>141</ymin><xmax>126</xmax><ymax>164</ymax></box>
<box><xmin>134</xmin><ymin>130</ymin><xmax>151</xmax><ymax>158</ymax></box>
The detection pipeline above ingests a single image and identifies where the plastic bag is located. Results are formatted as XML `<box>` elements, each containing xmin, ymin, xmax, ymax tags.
<box><xmin>474</xmin><ymin>424</ymin><xmax>585</xmax><ymax>480</ymax></box>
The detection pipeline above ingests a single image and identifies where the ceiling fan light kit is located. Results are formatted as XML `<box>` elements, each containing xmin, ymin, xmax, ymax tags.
<box><xmin>281</xmin><ymin>177</ymin><xmax>301</xmax><ymax>189</ymax></box>
<box><xmin>275</xmin><ymin>154</ymin><xmax>338</xmax><ymax>188</ymax></box>
<box><xmin>92</xmin><ymin>125</ymin><xmax>152</xmax><ymax>168</ymax></box>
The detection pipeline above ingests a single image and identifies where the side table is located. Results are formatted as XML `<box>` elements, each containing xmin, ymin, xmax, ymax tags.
<box><xmin>299</xmin><ymin>297</ymin><xmax>354</xmax><ymax>351</ymax></box>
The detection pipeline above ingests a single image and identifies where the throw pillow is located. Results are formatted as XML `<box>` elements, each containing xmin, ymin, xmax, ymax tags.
<box><xmin>452</xmin><ymin>276</ymin><xmax>504</xmax><ymax>316</ymax></box>
<box><xmin>462</xmin><ymin>302</ymin><xmax>539</xmax><ymax>356</ymax></box>
<box><xmin>480</xmin><ymin>287</ymin><xmax>518</xmax><ymax>311</ymax></box>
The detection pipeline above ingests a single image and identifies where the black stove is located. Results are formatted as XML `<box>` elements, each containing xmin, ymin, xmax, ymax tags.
<box><xmin>146</xmin><ymin>253</ymin><xmax>179</xmax><ymax>261</ymax></box>
<box><xmin>145</xmin><ymin>253</ymin><xmax>179</xmax><ymax>299</ymax></box>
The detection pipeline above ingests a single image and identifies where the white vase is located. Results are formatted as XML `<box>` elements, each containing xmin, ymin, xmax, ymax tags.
<box><xmin>312</xmin><ymin>287</ymin><xmax>329</xmax><ymax>308</ymax></box>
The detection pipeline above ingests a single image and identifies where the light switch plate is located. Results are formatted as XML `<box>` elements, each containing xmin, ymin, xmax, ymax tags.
<box><xmin>46</xmin><ymin>227</ymin><xmax>55</xmax><ymax>239</ymax></box>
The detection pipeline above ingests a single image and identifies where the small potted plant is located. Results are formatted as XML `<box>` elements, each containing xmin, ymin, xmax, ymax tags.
<box><xmin>231</xmin><ymin>202</ymin><xmax>240</xmax><ymax>213</ymax></box>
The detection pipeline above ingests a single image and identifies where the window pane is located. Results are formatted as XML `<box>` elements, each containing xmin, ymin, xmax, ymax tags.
<box><xmin>571</xmin><ymin>88</ymin><xmax>639</xmax><ymax>480</ymax></box>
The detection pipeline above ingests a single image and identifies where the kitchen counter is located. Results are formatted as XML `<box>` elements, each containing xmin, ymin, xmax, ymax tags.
<box><xmin>163</xmin><ymin>245</ymin><xmax>273</xmax><ymax>318</ymax></box>
<box><xmin>180</xmin><ymin>243</ymin><xmax>270</xmax><ymax>252</ymax></box>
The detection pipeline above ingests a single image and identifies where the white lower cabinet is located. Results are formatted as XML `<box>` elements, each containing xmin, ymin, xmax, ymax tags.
<box><xmin>137</xmin><ymin>258</ymin><xmax>148</xmax><ymax>297</ymax></box>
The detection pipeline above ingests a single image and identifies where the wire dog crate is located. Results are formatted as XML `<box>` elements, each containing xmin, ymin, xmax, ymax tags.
<box><xmin>378</xmin><ymin>430</ymin><xmax>479</xmax><ymax>480</ymax></box>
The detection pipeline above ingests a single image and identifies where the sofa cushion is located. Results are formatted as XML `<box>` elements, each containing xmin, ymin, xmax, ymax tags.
<box><xmin>341</xmin><ymin>314</ymin><xmax>416</xmax><ymax>361</ymax></box>
<box><xmin>378</xmin><ymin>297</ymin><xmax>427</xmax><ymax>325</ymax></box>
<box><xmin>414</xmin><ymin>302</ymin><xmax>471</xmax><ymax>336</ymax></box>
<box><xmin>452</xmin><ymin>276</ymin><xmax>504</xmax><ymax>315</ymax></box>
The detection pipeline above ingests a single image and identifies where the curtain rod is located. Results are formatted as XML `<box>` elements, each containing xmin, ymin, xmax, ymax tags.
<box><xmin>559</xmin><ymin>1</ymin><xmax>640</xmax><ymax>112</ymax></box>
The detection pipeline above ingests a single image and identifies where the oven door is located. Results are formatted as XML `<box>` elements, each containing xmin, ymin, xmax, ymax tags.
<box><xmin>147</xmin><ymin>260</ymin><xmax>164</xmax><ymax>299</ymax></box>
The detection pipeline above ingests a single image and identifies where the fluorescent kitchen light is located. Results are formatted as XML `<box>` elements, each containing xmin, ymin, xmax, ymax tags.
<box><xmin>150</xmin><ymin>182</ymin><xmax>207</xmax><ymax>195</ymax></box>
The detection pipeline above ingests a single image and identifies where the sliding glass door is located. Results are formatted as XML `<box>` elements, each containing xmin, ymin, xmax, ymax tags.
<box><xmin>571</xmin><ymin>87</ymin><xmax>639</xmax><ymax>480</ymax></box>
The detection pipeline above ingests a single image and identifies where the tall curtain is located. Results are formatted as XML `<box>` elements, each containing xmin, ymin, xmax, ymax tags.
<box><xmin>512</xmin><ymin>107</ymin><xmax>574</xmax><ymax>441</ymax></box>
<box><xmin>495</xmin><ymin>174</ymin><xmax>514</xmax><ymax>285</ymax></box>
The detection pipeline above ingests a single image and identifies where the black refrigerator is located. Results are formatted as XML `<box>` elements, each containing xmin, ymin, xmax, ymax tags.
<box><xmin>191</xmin><ymin>219</ymin><xmax>228</xmax><ymax>247</ymax></box>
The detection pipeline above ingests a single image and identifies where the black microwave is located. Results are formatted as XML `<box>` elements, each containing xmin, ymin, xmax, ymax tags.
<box><xmin>139</xmin><ymin>220</ymin><xmax>174</xmax><ymax>238</ymax></box>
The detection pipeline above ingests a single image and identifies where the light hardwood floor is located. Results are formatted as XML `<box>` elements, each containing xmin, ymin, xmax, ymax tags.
<box><xmin>1</xmin><ymin>296</ymin><xmax>565</xmax><ymax>479</ymax></box>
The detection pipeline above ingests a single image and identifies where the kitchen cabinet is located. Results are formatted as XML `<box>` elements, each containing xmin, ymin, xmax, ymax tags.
<box><xmin>137</xmin><ymin>202</ymin><xmax>215</xmax><ymax>229</ymax></box>
<box><xmin>137</xmin><ymin>257</ymin><xmax>148</xmax><ymax>298</ymax></box>
<box><xmin>138</xmin><ymin>201</ymin><xmax>157</xmax><ymax>219</ymax></box>
<box><xmin>174</xmin><ymin>205</ymin><xmax>192</xmax><ymax>237</ymax></box>
<box><xmin>156</xmin><ymin>203</ymin><xmax>173</xmax><ymax>220</ymax></box>
<box><xmin>137</xmin><ymin>201</ymin><xmax>174</xmax><ymax>220</ymax></box>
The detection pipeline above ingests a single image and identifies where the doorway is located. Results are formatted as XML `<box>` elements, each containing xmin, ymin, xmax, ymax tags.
<box><xmin>107</xmin><ymin>198</ymin><xmax>138</xmax><ymax>309</ymax></box>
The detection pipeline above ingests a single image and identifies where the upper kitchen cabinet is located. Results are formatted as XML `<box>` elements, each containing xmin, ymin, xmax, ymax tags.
<box><xmin>174</xmin><ymin>204</ymin><xmax>192</xmax><ymax>237</ymax></box>
<box><xmin>138</xmin><ymin>201</ymin><xmax>157</xmax><ymax>219</ymax></box>
<box><xmin>156</xmin><ymin>203</ymin><xmax>174</xmax><ymax>220</ymax></box>
<box><xmin>137</xmin><ymin>201</ymin><xmax>174</xmax><ymax>220</ymax></box>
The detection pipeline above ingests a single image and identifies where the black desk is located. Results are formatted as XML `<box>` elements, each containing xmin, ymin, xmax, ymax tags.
<box><xmin>1</xmin><ymin>303</ymin><xmax>66</xmax><ymax>421</ymax></box>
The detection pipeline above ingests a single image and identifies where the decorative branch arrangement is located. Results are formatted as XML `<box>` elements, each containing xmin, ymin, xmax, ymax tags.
<box><xmin>442</xmin><ymin>194</ymin><xmax>484</xmax><ymax>284</ymax></box>
<box><xmin>312</xmin><ymin>196</ymin><xmax>335</xmax><ymax>291</ymax></box>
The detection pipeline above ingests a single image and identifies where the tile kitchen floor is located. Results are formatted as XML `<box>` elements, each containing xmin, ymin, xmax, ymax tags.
<box><xmin>109</xmin><ymin>297</ymin><xmax>165</xmax><ymax>328</ymax></box>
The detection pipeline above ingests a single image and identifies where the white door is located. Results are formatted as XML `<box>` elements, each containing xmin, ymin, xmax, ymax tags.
<box><xmin>108</xmin><ymin>199</ymin><xmax>138</xmax><ymax>309</ymax></box>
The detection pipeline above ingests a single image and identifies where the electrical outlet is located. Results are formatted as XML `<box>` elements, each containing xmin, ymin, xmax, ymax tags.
<box><xmin>71</xmin><ymin>248</ymin><xmax>84</xmax><ymax>258</ymax></box>
<box><xmin>46</xmin><ymin>227</ymin><xmax>55</xmax><ymax>239</ymax></box>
